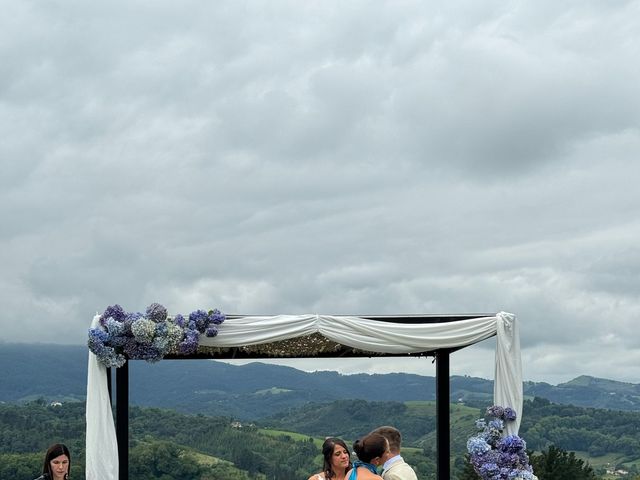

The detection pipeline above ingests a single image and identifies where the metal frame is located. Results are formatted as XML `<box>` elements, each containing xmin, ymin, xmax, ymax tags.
<box><xmin>110</xmin><ymin>313</ymin><xmax>496</xmax><ymax>480</ymax></box>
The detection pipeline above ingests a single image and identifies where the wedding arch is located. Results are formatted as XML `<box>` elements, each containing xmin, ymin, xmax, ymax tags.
<box><xmin>86</xmin><ymin>311</ymin><xmax>522</xmax><ymax>480</ymax></box>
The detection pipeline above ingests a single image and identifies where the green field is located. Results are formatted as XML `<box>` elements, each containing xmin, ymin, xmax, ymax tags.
<box><xmin>258</xmin><ymin>427</ymin><xmax>325</xmax><ymax>446</ymax></box>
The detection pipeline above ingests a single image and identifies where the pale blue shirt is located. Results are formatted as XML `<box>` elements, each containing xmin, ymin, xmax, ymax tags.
<box><xmin>382</xmin><ymin>454</ymin><xmax>403</xmax><ymax>472</ymax></box>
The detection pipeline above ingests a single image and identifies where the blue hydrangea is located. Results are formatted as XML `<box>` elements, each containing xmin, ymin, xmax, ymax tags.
<box><xmin>518</xmin><ymin>472</ymin><xmax>537</xmax><ymax>480</ymax></box>
<box><xmin>105</xmin><ymin>318</ymin><xmax>125</xmax><ymax>337</ymax></box>
<box><xmin>479</xmin><ymin>462</ymin><xmax>499</xmax><ymax>477</ymax></box>
<box><xmin>467</xmin><ymin>406</ymin><xmax>537</xmax><ymax>480</ymax></box>
<box><xmin>88</xmin><ymin>327</ymin><xmax>109</xmax><ymax>345</ymax></box>
<box><xmin>88</xmin><ymin>328</ymin><xmax>126</xmax><ymax>368</ymax></box>
<box><xmin>467</xmin><ymin>437</ymin><xmax>491</xmax><ymax>456</ymax></box>
<box><xmin>489</xmin><ymin>419</ymin><xmax>504</xmax><ymax>430</ymax></box>
<box><xmin>155</xmin><ymin>322</ymin><xmax>168</xmax><ymax>337</ymax></box>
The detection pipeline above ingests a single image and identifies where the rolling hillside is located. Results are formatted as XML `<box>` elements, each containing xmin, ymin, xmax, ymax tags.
<box><xmin>2</xmin><ymin>342</ymin><xmax>640</xmax><ymax>419</ymax></box>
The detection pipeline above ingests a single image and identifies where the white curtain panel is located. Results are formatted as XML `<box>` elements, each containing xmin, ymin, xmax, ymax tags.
<box><xmin>86</xmin><ymin>315</ymin><xmax>119</xmax><ymax>480</ymax></box>
<box><xmin>86</xmin><ymin>311</ymin><xmax>521</xmax><ymax>480</ymax></box>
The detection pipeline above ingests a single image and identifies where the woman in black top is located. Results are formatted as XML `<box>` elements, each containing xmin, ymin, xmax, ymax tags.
<box><xmin>34</xmin><ymin>443</ymin><xmax>70</xmax><ymax>480</ymax></box>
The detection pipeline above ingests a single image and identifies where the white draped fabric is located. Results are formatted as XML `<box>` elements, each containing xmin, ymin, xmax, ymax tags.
<box><xmin>86</xmin><ymin>311</ymin><xmax>522</xmax><ymax>480</ymax></box>
<box><xmin>86</xmin><ymin>315</ymin><xmax>119</xmax><ymax>480</ymax></box>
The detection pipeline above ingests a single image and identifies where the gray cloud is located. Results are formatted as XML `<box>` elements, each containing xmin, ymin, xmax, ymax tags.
<box><xmin>1</xmin><ymin>0</ymin><xmax>639</xmax><ymax>384</ymax></box>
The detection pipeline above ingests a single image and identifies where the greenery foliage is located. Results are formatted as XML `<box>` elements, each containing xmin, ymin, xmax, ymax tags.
<box><xmin>4</xmin><ymin>396</ymin><xmax>640</xmax><ymax>479</ymax></box>
<box><xmin>529</xmin><ymin>445</ymin><xmax>597</xmax><ymax>480</ymax></box>
<box><xmin>520</xmin><ymin>397</ymin><xmax>640</xmax><ymax>456</ymax></box>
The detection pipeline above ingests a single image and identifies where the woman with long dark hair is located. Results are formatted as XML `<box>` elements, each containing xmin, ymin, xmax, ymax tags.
<box><xmin>34</xmin><ymin>443</ymin><xmax>70</xmax><ymax>480</ymax></box>
<box><xmin>308</xmin><ymin>437</ymin><xmax>351</xmax><ymax>480</ymax></box>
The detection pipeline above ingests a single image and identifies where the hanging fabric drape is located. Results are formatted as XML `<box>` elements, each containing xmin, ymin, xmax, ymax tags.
<box><xmin>85</xmin><ymin>315</ymin><xmax>119</xmax><ymax>480</ymax></box>
<box><xmin>85</xmin><ymin>311</ymin><xmax>522</xmax><ymax>480</ymax></box>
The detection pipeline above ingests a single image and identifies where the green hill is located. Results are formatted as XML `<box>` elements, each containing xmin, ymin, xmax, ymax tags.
<box><xmin>3</xmin><ymin>343</ymin><xmax>640</xmax><ymax>420</ymax></box>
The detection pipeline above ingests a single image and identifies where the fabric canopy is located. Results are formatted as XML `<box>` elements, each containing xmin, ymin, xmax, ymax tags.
<box><xmin>85</xmin><ymin>311</ymin><xmax>522</xmax><ymax>480</ymax></box>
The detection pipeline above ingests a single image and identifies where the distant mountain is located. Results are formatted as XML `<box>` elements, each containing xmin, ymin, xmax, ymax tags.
<box><xmin>524</xmin><ymin>375</ymin><xmax>640</xmax><ymax>411</ymax></box>
<box><xmin>2</xmin><ymin>342</ymin><xmax>640</xmax><ymax>418</ymax></box>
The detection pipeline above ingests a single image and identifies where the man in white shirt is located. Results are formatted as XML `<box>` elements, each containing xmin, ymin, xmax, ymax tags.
<box><xmin>371</xmin><ymin>426</ymin><xmax>418</xmax><ymax>480</ymax></box>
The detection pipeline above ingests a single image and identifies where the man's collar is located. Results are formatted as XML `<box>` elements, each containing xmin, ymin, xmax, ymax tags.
<box><xmin>382</xmin><ymin>454</ymin><xmax>403</xmax><ymax>471</ymax></box>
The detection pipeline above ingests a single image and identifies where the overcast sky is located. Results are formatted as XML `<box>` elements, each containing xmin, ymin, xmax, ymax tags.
<box><xmin>2</xmin><ymin>1</ymin><xmax>639</xmax><ymax>385</ymax></box>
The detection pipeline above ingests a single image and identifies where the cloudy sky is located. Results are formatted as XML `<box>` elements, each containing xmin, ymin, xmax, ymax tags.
<box><xmin>2</xmin><ymin>1</ymin><xmax>639</xmax><ymax>385</ymax></box>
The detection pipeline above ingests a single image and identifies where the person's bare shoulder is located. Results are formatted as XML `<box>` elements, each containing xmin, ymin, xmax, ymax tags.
<box><xmin>307</xmin><ymin>473</ymin><xmax>323</xmax><ymax>480</ymax></box>
<box><xmin>358</xmin><ymin>468</ymin><xmax>382</xmax><ymax>479</ymax></box>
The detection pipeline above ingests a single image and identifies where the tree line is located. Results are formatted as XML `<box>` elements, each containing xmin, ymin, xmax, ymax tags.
<box><xmin>3</xmin><ymin>398</ymin><xmax>640</xmax><ymax>479</ymax></box>
<box><xmin>0</xmin><ymin>400</ymin><xmax>321</xmax><ymax>480</ymax></box>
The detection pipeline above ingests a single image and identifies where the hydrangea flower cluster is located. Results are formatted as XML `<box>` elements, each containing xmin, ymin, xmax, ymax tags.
<box><xmin>88</xmin><ymin>303</ymin><xmax>225</xmax><ymax>368</ymax></box>
<box><xmin>467</xmin><ymin>405</ymin><xmax>537</xmax><ymax>480</ymax></box>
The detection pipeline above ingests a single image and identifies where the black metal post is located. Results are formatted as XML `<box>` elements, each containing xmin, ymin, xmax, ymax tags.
<box><xmin>436</xmin><ymin>348</ymin><xmax>450</xmax><ymax>480</ymax></box>
<box><xmin>116</xmin><ymin>362</ymin><xmax>129</xmax><ymax>480</ymax></box>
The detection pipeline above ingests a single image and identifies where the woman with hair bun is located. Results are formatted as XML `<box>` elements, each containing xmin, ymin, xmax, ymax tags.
<box><xmin>345</xmin><ymin>433</ymin><xmax>387</xmax><ymax>480</ymax></box>
<box><xmin>34</xmin><ymin>443</ymin><xmax>71</xmax><ymax>480</ymax></box>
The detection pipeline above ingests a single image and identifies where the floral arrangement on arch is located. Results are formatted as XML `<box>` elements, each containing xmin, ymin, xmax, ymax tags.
<box><xmin>88</xmin><ymin>303</ymin><xmax>225</xmax><ymax>368</ymax></box>
<box><xmin>466</xmin><ymin>405</ymin><xmax>537</xmax><ymax>480</ymax></box>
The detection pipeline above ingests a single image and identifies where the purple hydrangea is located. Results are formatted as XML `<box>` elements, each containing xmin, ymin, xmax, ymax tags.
<box><xmin>205</xmin><ymin>326</ymin><xmax>219</xmax><ymax>337</ymax></box>
<box><xmin>99</xmin><ymin>304</ymin><xmax>127</xmax><ymax>326</ymax></box>
<box><xmin>126</xmin><ymin>341</ymin><xmax>163</xmax><ymax>362</ymax></box>
<box><xmin>189</xmin><ymin>309</ymin><xmax>210</xmax><ymax>333</ymax></box>
<box><xmin>208</xmin><ymin>309</ymin><xmax>226</xmax><ymax>325</ymax></box>
<box><xmin>504</xmin><ymin>407</ymin><xmax>517</xmax><ymax>421</ymax></box>
<box><xmin>478</xmin><ymin>462</ymin><xmax>499</xmax><ymax>477</ymax></box>
<box><xmin>499</xmin><ymin>435</ymin><xmax>526</xmax><ymax>453</ymax></box>
<box><xmin>179</xmin><ymin>328</ymin><xmax>199</xmax><ymax>355</ymax></box>
<box><xmin>487</xmin><ymin>405</ymin><xmax>505</xmax><ymax>419</ymax></box>
<box><xmin>173</xmin><ymin>314</ymin><xmax>185</xmax><ymax>328</ymax></box>
<box><xmin>146</xmin><ymin>303</ymin><xmax>168</xmax><ymax>323</ymax></box>
<box><xmin>123</xmin><ymin>312</ymin><xmax>143</xmax><ymax>331</ymax></box>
